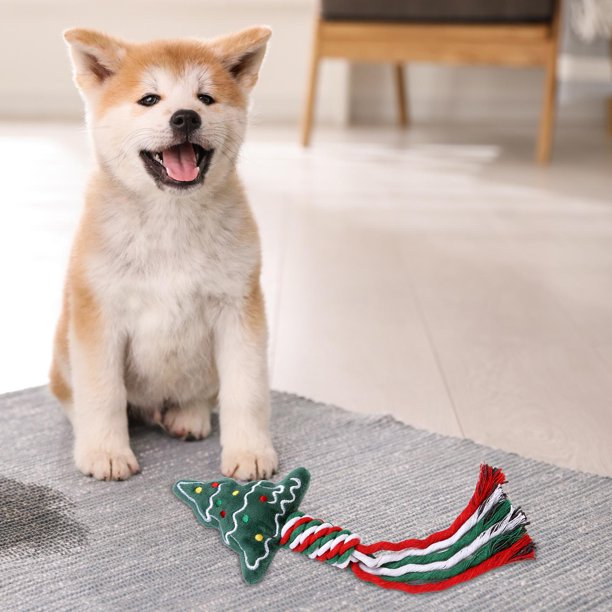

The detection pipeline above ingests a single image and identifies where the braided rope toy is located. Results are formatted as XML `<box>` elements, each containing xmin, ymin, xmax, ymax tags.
<box><xmin>173</xmin><ymin>465</ymin><xmax>534</xmax><ymax>593</ymax></box>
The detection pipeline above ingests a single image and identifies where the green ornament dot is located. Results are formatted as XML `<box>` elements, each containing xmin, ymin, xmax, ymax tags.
<box><xmin>215</xmin><ymin>499</ymin><xmax>222</xmax><ymax>507</ymax></box>
<box><xmin>242</xmin><ymin>515</ymin><xmax>249</xmax><ymax>524</ymax></box>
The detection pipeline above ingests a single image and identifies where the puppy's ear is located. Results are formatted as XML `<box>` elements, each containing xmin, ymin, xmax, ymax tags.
<box><xmin>212</xmin><ymin>26</ymin><xmax>272</xmax><ymax>91</ymax></box>
<box><xmin>63</xmin><ymin>28</ymin><xmax>128</xmax><ymax>91</ymax></box>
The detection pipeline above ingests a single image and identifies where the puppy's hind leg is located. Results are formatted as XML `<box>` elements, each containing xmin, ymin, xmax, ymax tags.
<box><xmin>49</xmin><ymin>357</ymin><xmax>74</xmax><ymax>421</ymax></box>
<box><xmin>49</xmin><ymin>296</ymin><xmax>75</xmax><ymax>422</ymax></box>
<box><xmin>161</xmin><ymin>398</ymin><xmax>213</xmax><ymax>441</ymax></box>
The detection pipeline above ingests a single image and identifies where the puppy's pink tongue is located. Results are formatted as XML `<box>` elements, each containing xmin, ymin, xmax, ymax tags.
<box><xmin>162</xmin><ymin>143</ymin><xmax>199</xmax><ymax>182</ymax></box>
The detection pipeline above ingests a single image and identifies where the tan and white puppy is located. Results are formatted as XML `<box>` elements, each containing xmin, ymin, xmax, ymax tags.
<box><xmin>49</xmin><ymin>27</ymin><xmax>277</xmax><ymax>481</ymax></box>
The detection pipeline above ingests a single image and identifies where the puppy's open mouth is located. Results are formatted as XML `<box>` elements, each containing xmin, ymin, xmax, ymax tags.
<box><xmin>139</xmin><ymin>143</ymin><xmax>213</xmax><ymax>189</ymax></box>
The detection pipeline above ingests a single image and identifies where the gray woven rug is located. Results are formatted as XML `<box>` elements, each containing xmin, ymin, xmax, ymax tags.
<box><xmin>1</xmin><ymin>387</ymin><xmax>610</xmax><ymax>611</ymax></box>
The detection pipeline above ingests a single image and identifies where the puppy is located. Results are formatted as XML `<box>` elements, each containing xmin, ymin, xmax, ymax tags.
<box><xmin>49</xmin><ymin>27</ymin><xmax>278</xmax><ymax>481</ymax></box>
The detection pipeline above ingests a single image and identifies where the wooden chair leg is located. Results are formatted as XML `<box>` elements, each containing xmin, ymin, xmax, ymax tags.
<box><xmin>536</xmin><ymin>56</ymin><xmax>557</xmax><ymax>164</ymax></box>
<box><xmin>301</xmin><ymin>23</ymin><xmax>322</xmax><ymax>147</ymax></box>
<box><xmin>608</xmin><ymin>41</ymin><xmax>612</xmax><ymax>136</ymax></box>
<box><xmin>536</xmin><ymin>2</ymin><xmax>561</xmax><ymax>164</ymax></box>
<box><xmin>393</xmin><ymin>63</ymin><xmax>409</xmax><ymax>128</ymax></box>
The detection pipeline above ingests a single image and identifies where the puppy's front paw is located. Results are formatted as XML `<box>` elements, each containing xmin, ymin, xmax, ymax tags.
<box><xmin>75</xmin><ymin>446</ymin><xmax>140</xmax><ymax>481</ymax></box>
<box><xmin>161</xmin><ymin>402</ymin><xmax>211</xmax><ymax>440</ymax></box>
<box><xmin>221</xmin><ymin>445</ymin><xmax>278</xmax><ymax>481</ymax></box>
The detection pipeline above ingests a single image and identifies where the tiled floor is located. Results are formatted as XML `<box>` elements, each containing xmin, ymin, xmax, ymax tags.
<box><xmin>1</xmin><ymin>120</ymin><xmax>611</xmax><ymax>476</ymax></box>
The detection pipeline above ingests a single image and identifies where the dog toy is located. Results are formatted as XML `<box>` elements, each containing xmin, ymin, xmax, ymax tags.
<box><xmin>173</xmin><ymin>465</ymin><xmax>534</xmax><ymax>593</ymax></box>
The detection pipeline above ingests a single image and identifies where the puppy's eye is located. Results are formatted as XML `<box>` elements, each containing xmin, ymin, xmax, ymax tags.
<box><xmin>197</xmin><ymin>94</ymin><xmax>215</xmax><ymax>106</ymax></box>
<box><xmin>137</xmin><ymin>94</ymin><xmax>161</xmax><ymax>107</ymax></box>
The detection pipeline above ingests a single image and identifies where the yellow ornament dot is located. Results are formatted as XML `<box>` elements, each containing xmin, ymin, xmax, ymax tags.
<box><xmin>255</xmin><ymin>533</ymin><xmax>264</xmax><ymax>542</ymax></box>
<box><xmin>194</xmin><ymin>486</ymin><xmax>203</xmax><ymax>494</ymax></box>
<box><xmin>232</xmin><ymin>490</ymin><xmax>240</xmax><ymax>496</ymax></box>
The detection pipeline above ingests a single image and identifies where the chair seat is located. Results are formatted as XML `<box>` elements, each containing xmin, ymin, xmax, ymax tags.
<box><xmin>321</xmin><ymin>0</ymin><xmax>555</xmax><ymax>24</ymax></box>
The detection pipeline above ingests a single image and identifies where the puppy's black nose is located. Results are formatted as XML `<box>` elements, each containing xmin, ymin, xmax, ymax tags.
<box><xmin>170</xmin><ymin>109</ymin><xmax>201</xmax><ymax>134</ymax></box>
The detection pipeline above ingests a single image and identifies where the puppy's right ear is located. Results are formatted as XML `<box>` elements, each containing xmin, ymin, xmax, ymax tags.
<box><xmin>63</xmin><ymin>29</ymin><xmax>128</xmax><ymax>91</ymax></box>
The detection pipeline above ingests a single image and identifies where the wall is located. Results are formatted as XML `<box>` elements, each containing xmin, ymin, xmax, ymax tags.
<box><xmin>0</xmin><ymin>0</ymin><xmax>349</xmax><ymax>124</ymax></box>
<box><xmin>0</xmin><ymin>0</ymin><xmax>609</xmax><ymax>126</ymax></box>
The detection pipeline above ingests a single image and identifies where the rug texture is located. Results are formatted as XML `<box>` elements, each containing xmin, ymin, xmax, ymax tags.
<box><xmin>0</xmin><ymin>387</ymin><xmax>610</xmax><ymax>611</ymax></box>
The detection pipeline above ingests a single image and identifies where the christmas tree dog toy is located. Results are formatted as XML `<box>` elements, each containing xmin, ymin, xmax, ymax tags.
<box><xmin>173</xmin><ymin>465</ymin><xmax>534</xmax><ymax>593</ymax></box>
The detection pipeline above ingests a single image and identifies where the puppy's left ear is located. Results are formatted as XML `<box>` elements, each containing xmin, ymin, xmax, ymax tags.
<box><xmin>212</xmin><ymin>26</ymin><xmax>272</xmax><ymax>91</ymax></box>
<box><xmin>63</xmin><ymin>28</ymin><xmax>128</xmax><ymax>92</ymax></box>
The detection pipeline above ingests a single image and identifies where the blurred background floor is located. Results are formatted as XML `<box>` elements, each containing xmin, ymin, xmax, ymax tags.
<box><xmin>1</xmin><ymin>120</ymin><xmax>611</xmax><ymax>477</ymax></box>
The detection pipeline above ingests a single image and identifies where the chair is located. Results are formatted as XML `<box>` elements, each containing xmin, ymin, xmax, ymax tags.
<box><xmin>301</xmin><ymin>0</ymin><xmax>562</xmax><ymax>163</ymax></box>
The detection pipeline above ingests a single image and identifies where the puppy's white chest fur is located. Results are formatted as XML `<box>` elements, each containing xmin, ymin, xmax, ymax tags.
<box><xmin>122</xmin><ymin>272</ymin><xmax>220</xmax><ymax>409</ymax></box>
<box><xmin>93</xmin><ymin>187</ymin><xmax>256</xmax><ymax>410</ymax></box>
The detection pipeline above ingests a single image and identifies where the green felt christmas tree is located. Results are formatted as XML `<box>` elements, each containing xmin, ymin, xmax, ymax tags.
<box><xmin>173</xmin><ymin>467</ymin><xmax>310</xmax><ymax>583</ymax></box>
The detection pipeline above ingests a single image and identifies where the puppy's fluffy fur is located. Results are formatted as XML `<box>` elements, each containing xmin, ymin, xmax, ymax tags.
<box><xmin>49</xmin><ymin>27</ymin><xmax>277</xmax><ymax>481</ymax></box>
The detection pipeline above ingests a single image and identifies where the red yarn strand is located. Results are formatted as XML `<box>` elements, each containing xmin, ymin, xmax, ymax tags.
<box><xmin>293</xmin><ymin>526</ymin><xmax>343</xmax><ymax>553</ymax></box>
<box><xmin>279</xmin><ymin>516</ymin><xmax>314</xmax><ymax>545</ymax></box>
